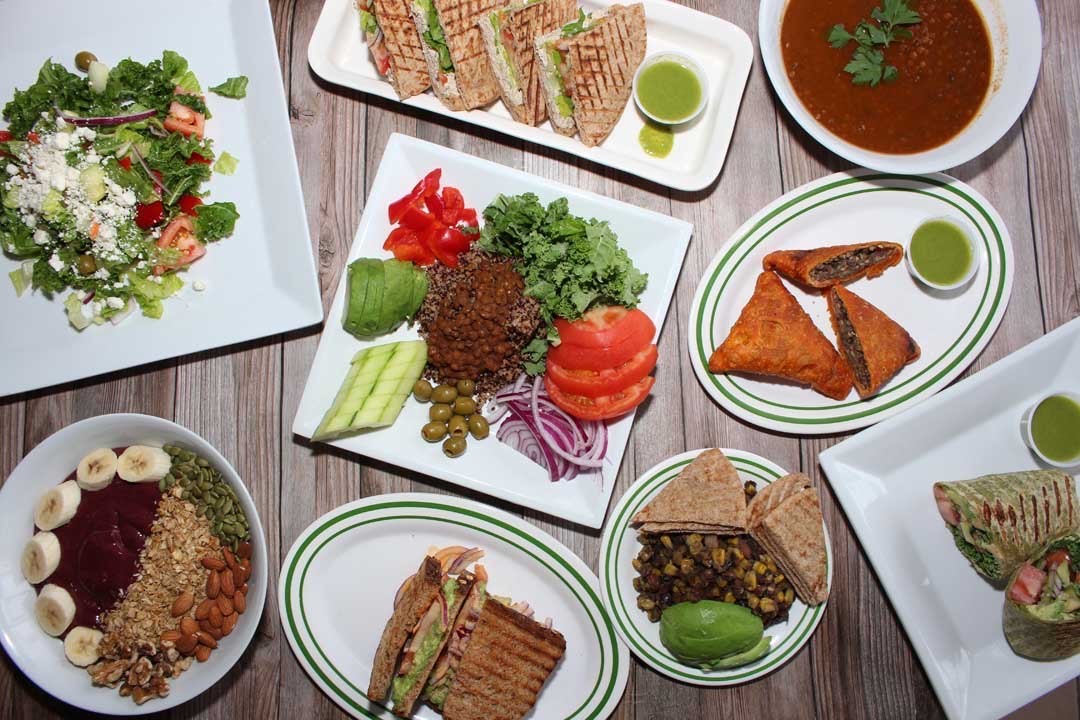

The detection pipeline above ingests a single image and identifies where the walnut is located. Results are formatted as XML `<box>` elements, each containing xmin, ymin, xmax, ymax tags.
<box><xmin>165</xmin><ymin>647</ymin><xmax>179</xmax><ymax>663</ymax></box>
<box><xmin>88</xmin><ymin>658</ymin><xmax>131</xmax><ymax>687</ymax></box>
<box><xmin>127</xmin><ymin>656</ymin><xmax>154</xmax><ymax>688</ymax></box>
<box><xmin>118</xmin><ymin>683</ymin><xmax>132</xmax><ymax>697</ymax></box>
<box><xmin>131</xmin><ymin>686</ymin><xmax>153</xmax><ymax>705</ymax></box>
<box><xmin>147</xmin><ymin>675</ymin><xmax>170</xmax><ymax>699</ymax></box>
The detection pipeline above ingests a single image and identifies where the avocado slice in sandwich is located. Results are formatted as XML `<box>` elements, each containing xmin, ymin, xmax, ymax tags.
<box><xmin>422</xmin><ymin>580</ymin><xmax>487</xmax><ymax>709</ymax></box>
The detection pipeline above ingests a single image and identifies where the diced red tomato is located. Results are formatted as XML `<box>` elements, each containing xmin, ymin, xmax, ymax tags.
<box><xmin>377</xmin><ymin>53</ymin><xmax>392</xmax><ymax>76</ymax></box>
<box><xmin>154</xmin><ymin>216</ymin><xmax>205</xmax><ymax>274</ymax></box>
<box><xmin>547</xmin><ymin>375</ymin><xmax>655</xmax><ymax>421</ymax></box>
<box><xmin>546</xmin><ymin>344</ymin><xmax>658</xmax><ymax>398</ymax></box>
<box><xmin>135</xmin><ymin>201</ymin><xmax>166</xmax><ymax>229</ymax></box>
<box><xmin>163</xmin><ymin>101</ymin><xmax>206</xmax><ymax>139</ymax></box>
<box><xmin>440</xmin><ymin>186</ymin><xmax>464</xmax><ymax>225</ymax></box>
<box><xmin>186</xmin><ymin>152</ymin><xmax>212</xmax><ymax>165</ymax></box>
<box><xmin>178</xmin><ymin>195</ymin><xmax>203</xmax><ymax>216</ymax></box>
<box><xmin>388</xmin><ymin>195</ymin><xmax>423</xmax><ymax>224</ymax></box>
<box><xmin>424</xmin><ymin>191</ymin><xmax>445</xmax><ymax>220</ymax></box>
<box><xmin>0</xmin><ymin>130</ymin><xmax>11</xmax><ymax>142</ymax></box>
<box><xmin>411</xmin><ymin>168</ymin><xmax>442</xmax><ymax>198</ymax></box>
<box><xmin>117</xmin><ymin>156</ymin><xmax>133</xmax><ymax>171</ymax></box>
<box><xmin>26</xmin><ymin>131</ymin><xmax>40</xmax><ymax>144</ymax></box>
<box><xmin>555</xmin><ymin>306</ymin><xmax>655</xmax><ymax>349</ymax></box>
<box><xmin>384</xmin><ymin>169</ymin><xmax>479</xmax><ymax>267</ymax></box>
<box><xmin>430</xmin><ymin>226</ymin><xmax>473</xmax><ymax>267</ymax></box>
<box><xmin>400</xmin><ymin>205</ymin><xmax>437</xmax><ymax>232</ymax></box>
<box><xmin>1044</xmin><ymin>549</ymin><xmax>1071</xmax><ymax>573</ymax></box>
<box><xmin>1008</xmin><ymin>564</ymin><xmax>1046</xmax><ymax>605</ymax></box>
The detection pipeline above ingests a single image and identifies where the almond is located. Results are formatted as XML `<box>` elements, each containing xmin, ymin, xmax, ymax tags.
<box><xmin>209</xmin><ymin>605</ymin><xmax>223</xmax><ymax>628</ymax></box>
<box><xmin>195</xmin><ymin>599</ymin><xmax>214</xmax><ymax>620</ymax></box>
<box><xmin>232</xmin><ymin>565</ymin><xmax>244</xmax><ymax>589</ymax></box>
<box><xmin>176</xmin><ymin>633</ymin><xmax>198</xmax><ymax>655</ymax></box>
<box><xmin>206</xmin><ymin>570</ymin><xmax>221</xmax><ymax>599</ymax></box>
<box><xmin>199</xmin><ymin>620</ymin><xmax>215</xmax><ymax>635</ymax></box>
<box><xmin>223</xmin><ymin>547</ymin><xmax>237</xmax><ymax>569</ymax></box>
<box><xmin>201</xmin><ymin>556</ymin><xmax>226</xmax><ymax>571</ymax></box>
<box><xmin>196</xmin><ymin>631</ymin><xmax>218</xmax><ymax>649</ymax></box>
<box><xmin>180</xmin><ymin>617</ymin><xmax>199</xmax><ymax>636</ymax></box>
<box><xmin>221</xmin><ymin>612</ymin><xmax>238</xmax><ymax>636</ymax></box>
<box><xmin>160</xmin><ymin>629</ymin><xmax>182</xmax><ymax>646</ymax></box>
<box><xmin>220</xmin><ymin>568</ymin><xmax>236</xmax><ymax>598</ymax></box>
<box><xmin>170</xmin><ymin>591</ymin><xmax>194</xmax><ymax>618</ymax></box>
<box><xmin>240</xmin><ymin>559</ymin><xmax>252</xmax><ymax>582</ymax></box>
<box><xmin>238</xmin><ymin>583</ymin><xmax>249</xmax><ymax>596</ymax></box>
<box><xmin>217</xmin><ymin>594</ymin><xmax>234</xmax><ymax>616</ymax></box>
<box><xmin>234</xmin><ymin>589</ymin><xmax>247</xmax><ymax>614</ymax></box>
<box><xmin>195</xmin><ymin>645</ymin><xmax>212</xmax><ymax>662</ymax></box>
<box><xmin>236</xmin><ymin>541</ymin><xmax>253</xmax><ymax>560</ymax></box>
<box><xmin>208</xmin><ymin>626</ymin><xmax>223</xmax><ymax>640</ymax></box>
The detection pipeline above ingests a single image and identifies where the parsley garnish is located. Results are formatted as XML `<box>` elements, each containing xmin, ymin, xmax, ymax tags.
<box><xmin>828</xmin><ymin>0</ymin><xmax>921</xmax><ymax>86</ymax></box>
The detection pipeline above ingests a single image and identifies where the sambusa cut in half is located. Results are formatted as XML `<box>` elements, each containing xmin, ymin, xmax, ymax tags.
<box><xmin>827</xmin><ymin>285</ymin><xmax>919</xmax><ymax>399</ymax></box>
<box><xmin>708</xmin><ymin>271</ymin><xmax>853</xmax><ymax>400</ymax></box>
<box><xmin>535</xmin><ymin>4</ymin><xmax>646</xmax><ymax>146</ymax></box>
<box><xmin>411</xmin><ymin>0</ymin><xmax>503</xmax><ymax>110</ymax></box>
<box><xmin>357</xmin><ymin>0</ymin><xmax>432</xmax><ymax>99</ymax></box>
<box><xmin>480</xmin><ymin>0</ymin><xmax>577</xmax><ymax>125</ymax></box>
<box><xmin>763</xmin><ymin>241</ymin><xmax>904</xmax><ymax>289</ymax></box>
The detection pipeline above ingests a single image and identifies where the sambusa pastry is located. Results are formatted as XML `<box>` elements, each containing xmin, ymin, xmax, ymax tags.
<box><xmin>357</xmin><ymin>0</ymin><xmax>432</xmax><ymax>99</ymax></box>
<box><xmin>708</xmin><ymin>271</ymin><xmax>854</xmax><ymax>400</ymax></box>
<box><xmin>440</xmin><ymin>598</ymin><xmax>566</xmax><ymax>720</ymax></box>
<box><xmin>633</xmin><ymin>448</ymin><xmax>749</xmax><ymax>534</ymax></box>
<box><xmin>762</xmin><ymin>241</ymin><xmax>904</xmax><ymax>289</ymax></box>
<box><xmin>933</xmin><ymin>470</ymin><xmax>1078</xmax><ymax>582</ymax></box>
<box><xmin>480</xmin><ymin>0</ymin><xmax>577</xmax><ymax>125</ymax></box>
<box><xmin>535</xmin><ymin>4</ymin><xmax>646</xmax><ymax>146</ymax></box>
<box><xmin>748</xmin><ymin>473</ymin><xmax>829</xmax><ymax>606</ymax></box>
<box><xmin>411</xmin><ymin>0</ymin><xmax>503</xmax><ymax>111</ymax></box>
<box><xmin>1003</xmin><ymin>534</ymin><xmax>1080</xmax><ymax>661</ymax></box>
<box><xmin>827</xmin><ymin>285</ymin><xmax>919</xmax><ymax>399</ymax></box>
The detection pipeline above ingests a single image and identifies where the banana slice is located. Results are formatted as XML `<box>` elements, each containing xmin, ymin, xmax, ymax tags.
<box><xmin>116</xmin><ymin>445</ymin><xmax>172</xmax><ymax>483</ymax></box>
<box><xmin>21</xmin><ymin>531</ymin><xmax>61</xmax><ymax>584</ymax></box>
<box><xmin>34</xmin><ymin>480</ymin><xmax>81</xmax><ymax>531</ymax></box>
<box><xmin>64</xmin><ymin>626</ymin><xmax>104</xmax><ymax>667</ymax></box>
<box><xmin>76</xmin><ymin>448</ymin><xmax>117</xmax><ymax>490</ymax></box>
<box><xmin>35</xmin><ymin>584</ymin><xmax>76</xmax><ymax>636</ymax></box>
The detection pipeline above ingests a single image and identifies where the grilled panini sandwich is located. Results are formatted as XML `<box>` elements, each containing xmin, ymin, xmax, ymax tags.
<box><xmin>535</xmin><ymin>4</ymin><xmax>646</xmax><ymax>146</ymax></box>
<box><xmin>357</xmin><ymin>0</ymin><xmax>432</xmax><ymax>99</ymax></box>
<box><xmin>479</xmin><ymin>0</ymin><xmax>577</xmax><ymax>124</ymax></box>
<box><xmin>440</xmin><ymin>599</ymin><xmax>566</xmax><ymax>720</ymax></box>
<box><xmin>412</xmin><ymin>0</ymin><xmax>504</xmax><ymax>110</ymax></box>
<box><xmin>422</xmin><ymin>579</ymin><xmax>487</xmax><ymax>709</ymax></box>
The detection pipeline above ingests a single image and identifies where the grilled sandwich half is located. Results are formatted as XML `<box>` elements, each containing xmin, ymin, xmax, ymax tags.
<box><xmin>411</xmin><ymin>0</ymin><xmax>504</xmax><ymax>110</ymax></box>
<box><xmin>356</xmin><ymin>0</ymin><xmax>432</xmax><ymax>99</ymax></box>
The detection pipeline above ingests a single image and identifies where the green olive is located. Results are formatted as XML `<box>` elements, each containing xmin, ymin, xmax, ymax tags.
<box><xmin>447</xmin><ymin>415</ymin><xmax>469</xmax><ymax>438</ymax></box>
<box><xmin>431</xmin><ymin>384</ymin><xmax>458</xmax><ymax>404</ymax></box>
<box><xmin>412</xmin><ymin>380</ymin><xmax>433</xmax><ymax>403</ymax></box>
<box><xmin>456</xmin><ymin>379</ymin><xmax>476</xmax><ymax>396</ymax></box>
<box><xmin>421</xmin><ymin>421</ymin><xmax>448</xmax><ymax>443</ymax></box>
<box><xmin>429</xmin><ymin>403</ymin><xmax>453</xmax><ymax>422</ymax></box>
<box><xmin>75</xmin><ymin>51</ymin><xmax>98</xmax><ymax>73</ymax></box>
<box><xmin>468</xmin><ymin>414</ymin><xmax>490</xmax><ymax>440</ymax></box>
<box><xmin>443</xmin><ymin>436</ymin><xmax>467</xmax><ymax>458</ymax></box>
<box><xmin>75</xmin><ymin>254</ymin><xmax>97</xmax><ymax>275</ymax></box>
<box><xmin>452</xmin><ymin>397</ymin><xmax>477</xmax><ymax>416</ymax></box>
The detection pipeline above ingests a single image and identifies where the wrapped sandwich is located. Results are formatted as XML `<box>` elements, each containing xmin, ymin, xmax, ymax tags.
<box><xmin>933</xmin><ymin>470</ymin><xmax>1077</xmax><ymax>582</ymax></box>
<box><xmin>1003</xmin><ymin>535</ymin><xmax>1080</xmax><ymax>660</ymax></box>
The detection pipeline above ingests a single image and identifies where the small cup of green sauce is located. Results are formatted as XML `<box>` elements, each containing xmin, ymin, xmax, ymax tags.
<box><xmin>1021</xmin><ymin>391</ymin><xmax>1080</xmax><ymax>468</ymax></box>
<box><xmin>633</xmin><ymin>52</ymin><xmax>708</xmax><ymax>126</ymax></box>
<box><xmin>906</xmin><ymin>216</ymin><xmax>979</xmax><ymax>291</ymax></box>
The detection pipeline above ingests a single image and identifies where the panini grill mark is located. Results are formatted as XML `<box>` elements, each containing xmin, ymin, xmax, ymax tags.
<box><xmin>435</xmin><ymin>0</ymin><xmax>502</xmax><ymax>107</ymax></box>
<box><xmin>374</xmin><ymin>0</ymin><xmax>431</xmax><ymax>96</ymax></box>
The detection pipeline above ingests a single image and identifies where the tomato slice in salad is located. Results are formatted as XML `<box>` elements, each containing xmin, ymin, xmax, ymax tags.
<box><xmin>546</xmin><ymin>344</ymin><xmax>657</xmax><ymax>398</ymax></box>
<box><xmin>153</xmin><ymin>216</ymin><xmax>205</xmax><ymax>274</ymax></box>
<box><xmin>440</xmin><ymin>186</ymin><xmax>464</xmax><ymax>225</ymax></box>
<box><xmin>117</xmin><ymin>156</ymin><xmax>133</xmax><ymax>171</ymax></box>
<box><xmin>135</xmin><ymin>201</ymin><xmax>165</xmax><ymax>229</ymax></box>
<box><xmin>163</xmin><ymin>101</ymin><xmax>206</xmax><ymax>139</ymax></box>
<box><xmin>555</xmin><ymin>306</ymin><xmax>655</xmax><ymax>349</ymax></box>
<box><xmin>178</xmin><ymin>195</ymin><xmax>203</xmax><ymax>216</ymax></box>
<box><xmin>400</xmin><ymin>205</ymin><xmax>437</xmax><ymax>232</ymax></box>
<box><xmin>1008</xmin><ymin>563</ymin><xmax>1045</xmax><ymax>605</ymax></box>
<box><xmin>547</xmin><ymin>375</ymin><xmax>655</xmax><ymax>421</ymax></box>
<box><xmin>0</xmin><ymin>130</ymin><xmax>11</xmax><ymax>142</ymax></box>
<box><xmin>186</xmin><ymin>152</ymin><xmax>212</xmax><ymax>165</ymax></box>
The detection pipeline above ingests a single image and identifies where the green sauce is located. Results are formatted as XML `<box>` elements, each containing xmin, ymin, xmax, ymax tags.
<box><xmin>635</xmin><ymin>60</ymin><xmax>702</xmax><ymax>123</ymax></box>
<box><xmin>909</xmin><ymin>220</ymin><xmax>973</xmax><ymax>286</ymax></box>
<box><xmin>1031</xmin><ymin>394</ymin><xmax>1080</xmax><ymax>463</ymax></box>
<box><xmin>638</xmin><ymin>123</ymin><xmax>674</xmax><ymax>158</ymax></box>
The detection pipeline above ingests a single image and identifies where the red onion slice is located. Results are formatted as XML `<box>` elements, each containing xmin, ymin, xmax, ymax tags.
<box><xmin>57</xmin><ymin>107</ymin><xmax>156</xmax><ymax>127</ymax></box>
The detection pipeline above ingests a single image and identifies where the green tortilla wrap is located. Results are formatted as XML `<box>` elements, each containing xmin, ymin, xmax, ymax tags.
<box><xmin>933</xmin><ymin>470</ymin><xmax>1077</xmax><ymax>581</ymax></box>
<box><xmin>1003</xmin><ymin>535</ymin><xmax>1080</xmax><ymax>660</ymax></box>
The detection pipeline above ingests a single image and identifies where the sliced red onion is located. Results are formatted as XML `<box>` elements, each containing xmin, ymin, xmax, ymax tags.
<box><xmin>393</xmin><ymin>573</ymin><xmax>415</xmax><ymax>608</ymax></box>
<box><xmin>447</xmin><ymin>547</ymin><xmax>485</xmax><ymax>576</ymax></box>
<box><xmin>56</xmin><ymin>106</ymin><xmax>156</xmax><ymax>127</ymax></box>
<box><xmin>438</xmin><ymin>592</ymin><xmax>449</xmax><ymax>626</ymax></box>
<box><xmin>131</xmin><ymin>145</ymin><xmax>169</xmax><ymax>197</ymax></box>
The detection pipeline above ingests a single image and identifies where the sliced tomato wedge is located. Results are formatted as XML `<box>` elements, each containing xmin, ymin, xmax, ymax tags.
<box><xmin>163</xmin><ymin>101</ymin><xmax>206</xmax><ymax>139</ymax></box>
<box><xmin>186</xmin><ymin>151</ymin><xmax>212</xmax><ymax>165</ymax></box>
<box><xmin>1044</xmin><ymin>549</ymin><xmax>1071</xmax><ymax>573</ymax></box>
<box><xmin>1008</xmin><ymin>563</ymin><xmax>1045</xmax><ymax>605</ymax></box>
<box><xmin>555</xmin><ymin>306</ymin><xmax>655</xmax><ymax>349</ymax></box>
<box><xmin>178</xmin><ymin>194</ymin><xmax>203</xmax><ymax>216</ymax></box>
<box><xmin>399</xmin><ymin>205</ymin><xmax>437</xmax><ymax>232</ymax></box>
<box><xmin>135</xmin><ymin>201</ymin><xmax>165</xmax><ymax>229</ymax></box>
<box><xmin>459</xmin><ymin>207</ymin><xmax>478</xmax><ymax>229</ymax></box>
<box><xmin>117</xmin><ymin>156</ymin><xmax>133</xmax><ymax>171</ymax></box>
<box><xmin>153</xmin><ymin>216</ymin><xmax>205</xmax><ymax>274</ymax></box>
<box><xmin>383</xmin><ymin>225</ymin><xmax>415</xmax><ymax>251</ymax></box>
<box><xmin>26</xmin><ymin>131</ymin><xmax>40</xmax><ymax>144</ymax></box>
<box><xmin>547</xmin><ymin>375</ymin><xmax>654</xmax><ymax>421</ymax></box>
<box><xmin>440</xmin><ymin>186</ymin><xmax>464</xmax><ymax>225</ymax></box>
<box><xmin>0</xmin><ymin>130</ymin><xmax>11</xmax><ymax>142</ymax></box>
<box><xmin>546</xmin><ymin>344</ymin><xmax>657</xmax><ymax>398</ymax></box>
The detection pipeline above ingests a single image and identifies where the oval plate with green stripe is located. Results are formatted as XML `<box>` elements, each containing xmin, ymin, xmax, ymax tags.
<box><xmin>688</xmin><ymin>171</ymin><xmax>1013</xmax><ymax>434</ymax></box>
<box><xmin>600</xmin><ymin>449</ymin><xmax>832</xmax><ymax>685</ymax></box>
<box><xmin>279</xmin><ymin>493</ymin><xmax>629</xmax><ymax>719</ymax></box>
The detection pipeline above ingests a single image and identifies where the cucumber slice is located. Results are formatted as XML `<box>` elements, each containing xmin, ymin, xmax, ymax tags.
<box><xmin>79</xmin><ymin>165</ymin><xmax>107</xmax><ymax>203</ymax></box>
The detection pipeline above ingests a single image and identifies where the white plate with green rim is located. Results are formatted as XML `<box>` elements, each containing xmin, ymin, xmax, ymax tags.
<box><xmin>279</xmin><ymin>492</ymin><xmax>630</xmax><ymax>719</ymax></box>
<box><xmin>599</xmin><ymin>448</ymin><xmax>831</xmax><ymax>685</ymax></box>
<box><xmin>688</xmin><ymin>171</ymin><xmax>1013</xmax><ymax>434</ymax></box>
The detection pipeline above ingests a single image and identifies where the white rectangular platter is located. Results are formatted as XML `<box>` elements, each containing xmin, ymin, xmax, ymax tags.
<box><xmin>819</xmin><ymin>317</ymin><xmax>1080</xmax><ymax>720</ymax></box>
<box><xmin>292</xmin><ymin>133</ymin><xmax>692</xmax><ymax>528</ymax></box>
<box><xmin>307</xmin><ymin>0</ymin><xmax>752</xmax><ymax>191</ymax></box>
<box><xmin>0</xmin><ymin>0</ymin><xmax>323</xmax><ymax>397</ymax></box>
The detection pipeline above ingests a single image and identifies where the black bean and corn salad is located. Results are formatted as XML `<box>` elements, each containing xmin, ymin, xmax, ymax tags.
<box><xmin>160</xmin><ymin>445</ymin><xmax>250</xmax><ymax>552</ymax></box>
<box><xmin>633</xmin><ymin>481</ymin><xmax>796</xmax><ymax>627</ymax></box>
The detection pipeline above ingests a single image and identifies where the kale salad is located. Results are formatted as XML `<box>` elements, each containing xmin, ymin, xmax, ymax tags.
<box><xmin>1</xmin><ymin>50</ymin><xmax>247</xmax><ymax>329</ymax></box>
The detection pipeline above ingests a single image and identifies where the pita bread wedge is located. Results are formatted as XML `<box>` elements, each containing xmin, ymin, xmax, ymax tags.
<box><xmin>747</xmin><ymin>472</ymin><xmax>811</xmax><ymax>529</ymax></box>
<box><xmin>828</xmin><ymin>285</ymin><xmax>920</xmax><ymax>399</ymax></box>
<box><xmin>480</xmin><ymin>0</ymin><xmax>576</xmax><ymax>124</ymax></box>
<box><xmin>632</xmin><ymin>449</ymin><xmax>748</xmax><ymax>534</ymax></box>
<box><xmin>708</xmin><ymin>271</ymin><xmax>854</xmax><ymax>401</ymax></box>
<box><xmin>763</xmin><ymin>241</ymin><xmax>904</xmax><ymax>289</ymax></box>
<box><xmin>359</xmin><ymin>0</ymin><xmax>432</xmax><ymax>99</ymax></box>
<box><xmin>412</xmin><ymin>0</ymin><xmax>503</xmax><ymax>110</ymax></box>
<box><xmin>750</xmin><ymin>489</ymin><xmax>829</xmax><ymax>606</ymax></box>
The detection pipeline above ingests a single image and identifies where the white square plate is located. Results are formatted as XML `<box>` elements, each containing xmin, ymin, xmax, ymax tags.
<box><xmin>307</xmin><ymin>0</ymin><xmax>752</xmax><ymax>191</ymax></box>
<box><xmin>0</xmin><ymin>0</ymin><xmax>322</xmax><ymax>397</ymax></box>
<box><xmin>292</xmin><ymin>133</ymin><xmax>691</xmax><ymax>528</ymax></box>
<box><xmin>819</xmin><ymin>317</ymin><xmax>1080</xmax><ymax>720</ymax></box>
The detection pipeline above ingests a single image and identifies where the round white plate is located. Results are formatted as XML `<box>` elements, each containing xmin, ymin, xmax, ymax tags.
<box><xmin>0</xmin><ymin>414</ymin><xmax>268</xmax><ymax>715</ymax></box>
<box><xmin>688</xmin><ymin>170</ymin><xmax>1014</xmax><ymax>434</ymax></box>
<box><xmin>599</xmin><ymin>449</ymin><xmax>832</xmax><ymax>685</ymax></box>
<box><xmin>758</xmin><ymin>0</ymin><xmax>1042</xmax><ymax>174</ymax></box>
<box><xmin>279</xmin><ymin>492</ymin><xmax>630</xmax><ymax>719</ymax></box>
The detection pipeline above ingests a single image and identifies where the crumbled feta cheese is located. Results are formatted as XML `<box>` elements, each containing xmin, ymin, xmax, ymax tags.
<box><xmin>51</xmin><ymin>132</ymin><xmax>70</xmax><ymax>150</ymax></box>
<box><xmin>106</xmin><ymin>296</ymin><xmax>125</xmax><ymax>309</ymax></box>
<box><xmin>4</xmin><ymin>163</ymin><xmax>16</xmax><ymax>175</ymax></box>
<box><xmin>47</xmin><ymin>253</ymin><xmax>64</xmax><ymax>271</ymax></box>
<box><xmin>193</xmin><ymin>280</ymin><xmax>207</xmax><ymax>292</ymax></box>
<box><xmin>33</xmin><ymin>229</ymin><xmax>49</xmax><ymax>245</ymax></box>
<box><xmin>50</xmin><ymin>169</ymin><xmax>67</xmax><ymax>191</ymax></box>
<box><xmin>55</xmin><ymin>116</ymin><xmax>67</xmax><ymax>130</ymax></box>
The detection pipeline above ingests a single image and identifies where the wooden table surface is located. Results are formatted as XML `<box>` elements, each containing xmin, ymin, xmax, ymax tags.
<box><xmin>2</xmin><ymin>0</ymin><xmax>1078</xmax><ymax>718</ymax></box>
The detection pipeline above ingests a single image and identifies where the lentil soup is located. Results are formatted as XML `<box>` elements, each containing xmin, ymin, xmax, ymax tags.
<box><xmin>781</xmin><ymin>0</ymin><xmax>993</xmax><ymax>154</ymax></box>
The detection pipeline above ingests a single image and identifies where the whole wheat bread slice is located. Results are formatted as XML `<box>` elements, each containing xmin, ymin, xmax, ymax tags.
<box><xmin>368</xmin><ymin>555</ymin><xmax>443</xmax><ymax>702</ymax></box>
<box><xmin>374</xmin><ymin>0</ymin><xmax>432</xmax><ymax>98</ymax></box>
<box><xmin>748</xmin><ymin>473</ymin><xmax>812</xmax><ymax>530</ymax></box>
<box><xmin>433</xmin><ymin>0</ymin><xmax>504</xmax><ymax>109</ymax></box>
<box><xmin>442</xmin><ymin>599</ymin><xmax>566</xmax><ymax>720</ymax></box>
<box><xmin>632</xmin><ymin>448</ymin><xmax>748</xmax><ymax>534</ymax></box>
<box><xmin>751</xmin><ymin>490</ymin><xmax>829</xmax><ymax>606</ymax></box>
